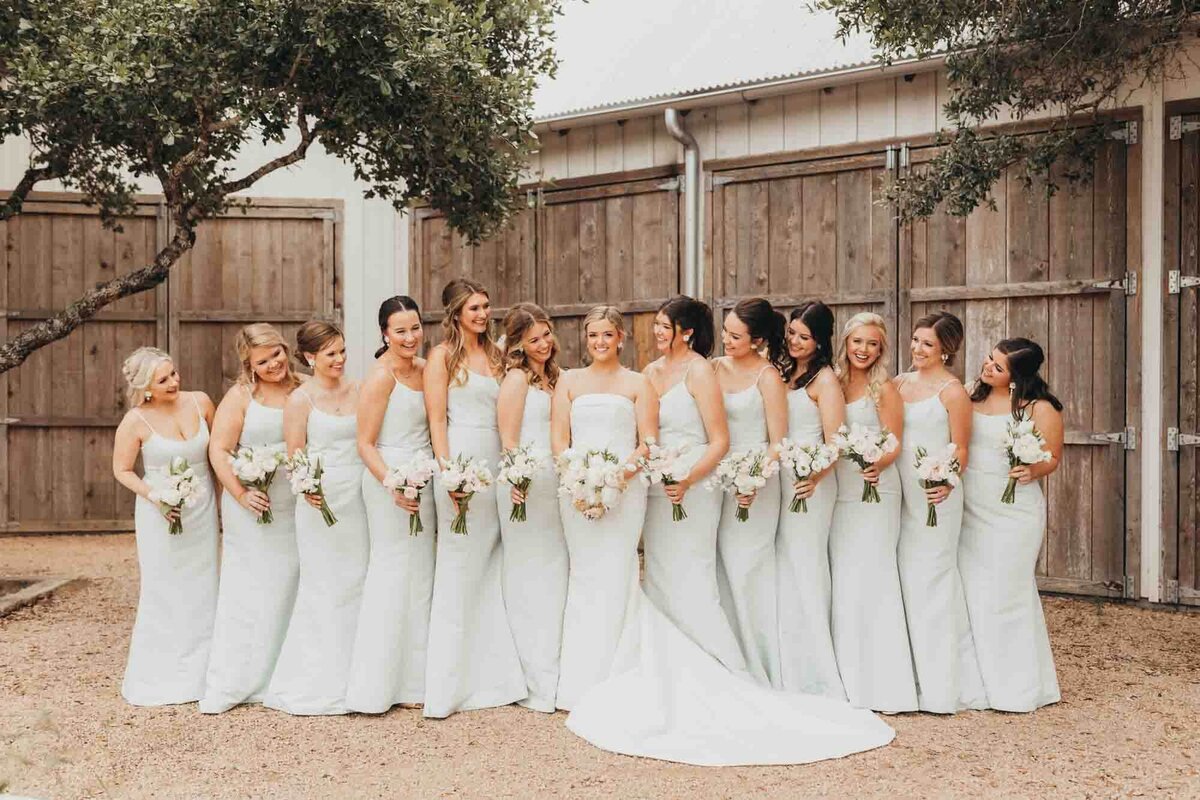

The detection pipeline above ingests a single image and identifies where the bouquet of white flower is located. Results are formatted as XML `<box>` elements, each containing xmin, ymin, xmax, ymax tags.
<box><xmin>285</xmin><ymin>448</ymin><xmax>337</xmax><ymax>527</ymax></box>
<box><xmin>914</xmin><ymin>443</ymin><xmax>961</xmax><ymax>526</ymax></box>
<box><xmin>637</xmin><ymin>437</ymin><xmax>691</xmax><ymax>521</ymax></box>
<box><xmin>556</xmin><ymin>448</ymin><xmax>629</xmax><ymax>521</ymax></box>
<box><xmin>229</xmin><ymin>445</ymin><xmax>286</xmax><ymax>524</ymax></box>
<box><xmin>439</xmin><ymin>454</ymin><xmax>493</xmax><ymax>534</ymax></box>
<box><xmin>497</xmin><ymin>444</ymin><xmax>549</xmax><ymax>523</ymax></box>
<box><xmin>1001</xmin><ymin>418</ymin><xmax>1052</xmax><ymax>504</ymax></box>
<box><xmin>382</xmin><ymin>452</ymin><xmax>439</xmax><ymax>535</ymax></box>
<box><xmin>833</xmin><ymin>423</ymin><xmax>900</xmax><ymax>504</ymax></box>
<box><xmin>707</xmin><ymin>448</ymin><xmax>779</xmax><ymax>522</ymax></box>
<box><xmin>776</xmin><ymin>438</ymin><xmax>838</xmax><ymax>513</ymax></box>
<box><xmin>147</xmin><ymin>456</ymin><xmax>204</xmax><ymax>535</ymax></box>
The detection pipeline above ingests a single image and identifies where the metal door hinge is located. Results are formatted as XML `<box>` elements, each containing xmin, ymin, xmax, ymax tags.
<box><xmin>1089</xmin><ymin>426</ymin><xmax>1136</xmax><ymax>450</ymax></box>
<box><xmin>711</xmin><ymin>175</ymin><xmax>734</xmax><ymax>188</ymax></box>
<box><xmin>1168</xmin><ymin>270</ymin><xmax>1200</xmax><ymax>294</ymax></box>
<box><xmin>1108</xmin><ymin>121</ymin><xmax>1139</xmax><ymax>145</ymax></box>
<box><xmin>1123</xmin><ymin>574</ymin><xmax>1136</xmax><ymax>599</ymax></box>
<box><xmin>1092</xmin><ymin>272</ymin><xmax>1137</xmax><ymax>296</ymax></box>
<box><xmin>525</xmin><ymin>190</ymin><xmax>536</xmax><ymax>208</ymax></box>
<box><xmin>1167</xmin><ymin>427</ymin><xmax>1200</xmax><ymax>451</ymax></box>
<box><xmin>656</xmin><ymin>176</ymin><xmax>681</xmax><ymax>192</ymax></box>
<box><xmin>1165</xmin><ymin>579</ymin><xmax>1180</xmax><ymax>604</ymax></box>
<box><xmin>885</xmin><ymin>145</ymin><xmax>896</xmax><ymax>170</ymax></box>
<box><xmin>899</xmin><ymin>142</ymin><xmax>911</xmax><ymax>169</ymax></box>
<box><xmin>1169</xmin><ymin>116</ymin><xmax>1200</xmax><ymax>140</ymax></box>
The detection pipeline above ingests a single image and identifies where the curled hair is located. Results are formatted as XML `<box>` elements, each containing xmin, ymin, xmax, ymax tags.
<box><xmin>503</xmin><ymin>302</ymin><xmax>561</xmax><ymax>390</ymax></box>
<box><xmin>912</xmin><ymin>311</ymin><xmax>964</xmax><ymax>367</ymax></box>
<box><xmin>296</xmin><ymin>320</ymin><xmax>344</xmax><ymax>370</ymax></box>
<box><xmin>582</xmin><ymin>305</ymin><xmax>625</xmax><ymax>363</ymax></box>
<box><xmin>834</xmin><ymin>312</ymin><xmax>890</xmax><ymax>400</ymax></box>
<box><xmin>235</xmin><ymin>323</ymin><xmax>300</xmax><ymax>390</ymax></box>
<box><xmin>787</xmin><ymin>301</ymin><xmax>835</xmax><ymax>388</ymax></box>
<box><xmin>658</xmin><ymin>295</ymin><xmax>715</xmax><ymax>358</ymax></box>
<box><xmin>441</xmin><ymin>278</ymin><xmax>502</xmax><ymax>386</ymax></box>
<box><xmin>122</xmin><ymin>346</ymin><xmax>173</xmax><ymax>407</ymax></box>
<box><xmin>729</xmin><ymin>298</ymin><xmax>791</xmax><ymax>378</ymax></box>
<box><xmin>969</xmin><ymin>337</ymin><xmax>1064</xmax><ymax>418</ymax></box>
<box><xmin>375</xmin><ymin>295</ymin><xmax>421</xmax><ymax>359</ymax></box>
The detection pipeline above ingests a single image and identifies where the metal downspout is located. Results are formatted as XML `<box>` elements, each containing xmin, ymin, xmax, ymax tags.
<box><xmin>664</xmin><ymin>108</ymin><xmax>702</xmax><ymax>298</ymax></box>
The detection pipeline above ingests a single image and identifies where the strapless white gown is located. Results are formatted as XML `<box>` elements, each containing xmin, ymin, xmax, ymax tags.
<box><xmin>564</xmin><ymin>394</ymin><xmax>895</xmax><ymax>766</ymax></box>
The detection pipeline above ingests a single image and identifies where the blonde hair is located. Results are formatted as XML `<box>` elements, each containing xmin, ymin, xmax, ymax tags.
<box><xmin>835</xmin><ymin>312</ymin><xmax>890</xmax><ymax>400</ymax></box>
<box><xmin>503</xmin><ymin>303</ymin><xmax>560</xmax><ymax>390</ymax></box>
<box><xmin>582</xmin><ymin>305</ymin><xmax>625</xmax><ymax>364</ymax></box>
<box><xmin>122</xmin><ymin>346</ymin><xmax>173</xmax><ymax>407</ymax></box>
<box><xmin>441</xmin><ymin>278</ymin><xmax>502</xmax><ymax>386</ymax></box>
<box><xmin>235</xmin><ymin>323</ymin><xmax>301</xmax><ymax>389</ymax></box>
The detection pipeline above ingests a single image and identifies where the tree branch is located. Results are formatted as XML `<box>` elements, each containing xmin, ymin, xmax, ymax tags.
<box><xmin>218</xmin><ymin>106</ymin><xmax>313</xmax><ymax>196</ymax></box>
<box><xmin>0</xmin><ymin>222</ymin><xmax>197</xmax><ymax>374</ymax></box>
<box><xmin>0</xmin><ymin>165</ymin><xmax>59</xmax><ymax>221</ymax></box>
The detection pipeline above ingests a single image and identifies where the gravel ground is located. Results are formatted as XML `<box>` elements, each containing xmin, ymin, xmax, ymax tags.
<box><xmin>1</xmin><ymin>534</ymin><xmax>1199</xmax><ymax>800</ymax></box>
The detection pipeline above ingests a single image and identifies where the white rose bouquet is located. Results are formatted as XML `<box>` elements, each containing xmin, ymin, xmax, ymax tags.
<box><xmin>1001</xmin><ymin>418</ymin><xmax>1052</xmax><ymax>504</ymax></box>
<box><xmin>776</xmin><ymin>438</ymin><xmax>838</xmax><ymax>513</ymax></box>
<box><xmin>147</xmin><ymin>456</ymin><xmax>204</xmax><ymax>535</ymax></box>
<box><xmin>637</xmin><ymin>437</ymin><xmax>691</xmax><ymax>521</ymax></box>
<box><xmin>382</xmin><ymin>452</ymin><xmax>439</xmax><ymax>535</ymax></box>
<box><xmin>285</xmin><ymin>448</ymin><xmax>337</xmax><ymax>527</ymax></box>
<box><xmin>707</xmin><ymin>448</ymin><xmax>779</xmax><ymax>522</ymax></box>
<box><xmin>439</xmin><ymin>454</ymin><xmax>493</xmax><ymax>534</ymax></box>
<box><xmin>914</xmin><ymin>443</ymin><xmax>961</xmax><ymax>526</ymax></box>
<box><xmin>229</xmin><ymin>445</ymin><xmax>286</xmax><ymax>524</ymax></box>
<box><xmin>556</xmin><ymin>448</ymin><xmax>629</xmax><ymax>521</ymax></box>
<box><xmin>833</xmin><ymin>423</ymin><xmax>900</xmax><ymax>504</ymax></box>
<box><xmin>497</xmin><ymin>444</ymin><xmax>549</xmax><ymax>523</ymax></box>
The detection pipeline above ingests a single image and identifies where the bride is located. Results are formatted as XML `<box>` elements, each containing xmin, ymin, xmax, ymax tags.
<box><xmin>557</xmin><ymin>306</ymin><xmax>895</xmax><ymax>766</ymax></box>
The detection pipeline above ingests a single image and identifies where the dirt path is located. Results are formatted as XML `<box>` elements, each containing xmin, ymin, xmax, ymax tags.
<box><xmin>2</xmin><ymin>534</ymin><xmax>1198</xmax><ymax>799</ymax></box>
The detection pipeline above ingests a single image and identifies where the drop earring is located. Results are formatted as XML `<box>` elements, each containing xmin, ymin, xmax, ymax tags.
<box><xmin>143</xmin><ymin>391</ymin><xmax>152</xmax><ymax>403</ymax></box>
<box><xmin>683</xmin><ymin>334</ymin><xmax>691</xmax><ymax>343</ymax></box>
<box><xmin>1008</xmin><ymin>382</ymin><xmax>1015</xmax><ymax>394</ymax></box>
<box><xmin>941</xmin><ymin>354</ymin><xmax>949</xmax><ymax>364</ymax></box>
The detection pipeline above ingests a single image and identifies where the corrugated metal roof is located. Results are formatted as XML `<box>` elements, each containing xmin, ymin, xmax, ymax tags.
<box><xmin>533</xmin><ymin>0</ymin><xmax>877</xmax><ymax>121</ymax></box>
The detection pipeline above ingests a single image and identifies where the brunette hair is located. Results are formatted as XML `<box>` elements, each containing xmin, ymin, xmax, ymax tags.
<box><xmin>296</xmin><ymin>320</ymin><xmax>343</xmax><ymax>370</ymax></box>
<box><xmin>787</xmin><ymin>301</ymin><xmax>835</xmax><ymax>388</ymax></box>
<box><xmin>375</xmin><ymin>295</ymin><xmax>421</xmax><ymax>358</ymax></box>
<box><xmin>729</xmin><ymin>297</ymin><xmax>790</xmax><ymax>377</ymax></box>
<box><xmin>968</xmin><ymin>337</ymin><xmax>1064</xmax><ymax>418</ymax></box>
<box><xmin>834</xmin><ymin>312</ymin><xmax>890</xmax><ymax>400</ymax></box>
<box><xmin>441</xmin><ymin>278</ymin><xmax>502</xmax><ymax>385</ymax></box>
<box><xmin>502</xmin><ymin>302</ymin><xmax>561</xmax><ymax>390</ymax></box>
<box><xmin>912</xmin><ymin>311</ymin><xmax>964</xmax><ymax>367</ymax></box>
<box><xmin>658</xmin><ymin>295</ymin><xmax>715</xmax><ymax>358</ymax></box>
<box><xmin>234</xmin><ymin>323</ymin><xmax>300</xmax><ymax>389</ymax></box>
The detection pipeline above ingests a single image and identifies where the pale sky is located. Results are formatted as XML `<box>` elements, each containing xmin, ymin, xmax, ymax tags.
<box><xmin>534</xmin><ymin>0</ymin><xmax>877</xmax><ymax>118</ymax></box>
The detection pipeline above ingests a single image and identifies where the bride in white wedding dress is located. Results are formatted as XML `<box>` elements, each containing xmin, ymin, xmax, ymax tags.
<box><xmin>555</xmin><ymin>306</ymin><xmax>894</xmax><ymax>766</ymax></box>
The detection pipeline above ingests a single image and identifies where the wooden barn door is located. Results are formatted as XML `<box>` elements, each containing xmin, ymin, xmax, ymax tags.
<box><xmin>903</xmin><ymin>130</ymin><xmax>1140</xmax><ymax>599</ymax></box>
<box><xmin>1164</xmin><ymin>107</ymin><xmax>1200</xmax><ymax>606</ymax></box>
<box><xmin>710</xmin><ymin>150</ymin><xmax>898</xmax><ymax>371</ymax></box>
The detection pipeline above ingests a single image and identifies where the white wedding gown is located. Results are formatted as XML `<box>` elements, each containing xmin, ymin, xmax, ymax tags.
<box><xmin>564</xmin><ymin>393</ymin><xmax>895</xmax><ymax>766</ymax></box>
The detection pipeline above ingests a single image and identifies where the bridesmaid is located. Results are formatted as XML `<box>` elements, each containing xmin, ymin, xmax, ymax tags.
<box><xmin>712</xmin><ymin>298</ymin><xmax>789</xmax><ymax>688</ymax></box>
<box><xmin>201</xmin><ymin>325</ymin><xmax>302</xmax><ymax>713</ymax></box>
<box><xmin>264</xmin><ymin>321</ymin><xmax>368</xmax><ymax>715</ymax></box>
<box><xmin>641</xmin><ymin>296</ymin><xmax>745</xmax><ymax>671</ymax></box>
<box><xmin>776</xmin><ymin>302</ymin><xmax>846</xmax><ymax>700</ymax></box>
<box><xmin>496</xmin><ymin>303</ymin><xmax>569</xmax><ymax>713</ymax></box>
<box><xmin>552</xmin><ymin>305</ymin><xmax>656</xmax><ymax>709</ymax></box>
<box><xmin>895</xmin><ymin>312</ymin><xmax>986</xmax><ymax>713</ymax></box>
<box><xmin>111</xmin><ymin>347</ymin><xmax>218</xmax><ymax>705</ymax></box>
<box><xmin>423</xmin><ymin>278</ymin><xmax>526</xmax><ymax>718</ymax></box>
<box><xmin>828</xmin><ymin>312</ymin><xmax>917</xmax><ymax>713</ymax></box>
<box><xmin>345</xmin><ymin>296</ymin><xmax>437</xmax><ymax>713</ymax></box>
<box><xmin>960</xmin><ymin>338</ymin><xmax>1062</xmax><ymax>711</ymax></box>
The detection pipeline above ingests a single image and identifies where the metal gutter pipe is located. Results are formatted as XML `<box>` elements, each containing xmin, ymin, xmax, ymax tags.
<box><xmin>664</xmin><ymin>107</ymin><xmax>702</xmax><ymax>298</ymax></box>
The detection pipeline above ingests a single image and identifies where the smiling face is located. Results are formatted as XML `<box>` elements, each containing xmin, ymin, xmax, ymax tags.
<box><xmin>910</xmin><ymin>326</ymin><xmax>943</xmax><ymax>370</ymax></box>
<box><xmin>457</xmin><ymin>292</ymin><xmax>491</xmax><ymax>337</ymax></box>
<box><xmin>384</xmin><ymin>309</ymin><xmax>423</xmax><ymax>358</ymax></box>
<box><xmin>980</xmin><ymin>348</ymin><xmax>1012</xmax><ymax>389</ymax></box>
<box><xmin>586</xmin><ymin>318</ymin><xmax>622</xmax><ymax>363</ymax></box>
<box><xmin>787</xmin><ymin>318</ymin><xmax>816</xmax><ymax>363</ymax></box>
<box><xmin>845</xmin><ymin>324</ymin><xmax>884</xmax><ymax>373</ymax></box>
<box><xmin>147</xmin><ymin>360</ymin><xmax>181</xmax><ymax>402</ymax></box>
<box><xmin>248</xmin><ymin>344</ymin><xmax>289</xmax><ymax>384</ymax></box>
<box><xmin>309</xmin><ymin>336</ymin><xmax>347</xmax><ymax>379</ymax></box>
<box><xmin>721</xmin><ymin>312</ymin><xmax>757</xmax><ymax>358</ymax></box>
<box><xmin>521</xmin><ymin>321</ymin><xmax>555</xmax><ymax>365</ymax></box>
<box><xmin>653</xmin><ymin>311</ymin><xmax>686</xmax><ymax>354</ymax></box>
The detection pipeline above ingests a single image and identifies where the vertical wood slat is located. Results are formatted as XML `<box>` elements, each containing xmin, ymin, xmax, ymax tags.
<box><xmin>1178</xmin><ymin>124</ymin><xmax>1200</xmax><ymax>599</ymax></box>
<box><xmin>0</xmin><ymin>218</ymin><xmax>8</xmax><ymax>527</ymax></box>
